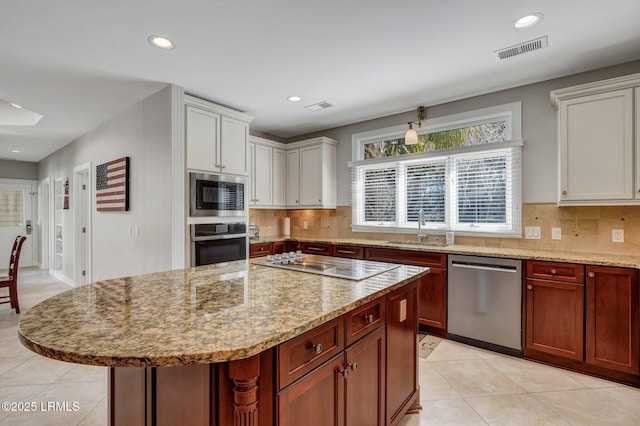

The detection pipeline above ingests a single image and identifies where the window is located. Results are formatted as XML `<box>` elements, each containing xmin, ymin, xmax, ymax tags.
<box><xmin>350</xmin><ymin>102</ymin><xmax>522</xmax><ymax>237</ymax></box>
<box><xmin>0</xmin><ymin>189</ymin><xmax>25</xmax><ymax>227</ymax></box>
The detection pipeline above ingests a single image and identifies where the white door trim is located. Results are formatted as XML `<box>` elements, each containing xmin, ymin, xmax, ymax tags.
<box><xmin>38</xmin><ymin>177</ymin><xmax>51</xmax><ymax>269</ymax></box>
<box><xmin>73</xmin><ymin>163</ymin><xmax>92</xmax><ymax>286</ymax></box>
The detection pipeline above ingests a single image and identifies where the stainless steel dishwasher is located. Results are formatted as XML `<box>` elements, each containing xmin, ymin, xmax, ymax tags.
<box><xmin>448</xmin><ymin>254</ymin><xmax>522</xmax><ymax>356</ymax></box>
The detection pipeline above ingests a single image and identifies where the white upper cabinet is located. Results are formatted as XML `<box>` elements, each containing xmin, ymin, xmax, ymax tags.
<box><xmin>249</xmin><ymin>142</ymin><xmax>273</xmax><ymax>206</ymax></box>
<box><xmin>286</xmin><ymin>149</ymin><xmax>300</xmax><ymax>207</ymax></box>
<box><xmin>185</xmin><ymin>95</ymin><xmax>251</xmax><ymax>176</ymax></box>
<box><xmin>552</xmin><ymin>73</ymin><xmax>640</xmax><ymax>206</ymax></box>
<box><xmin>249</xmin><ymin>136</ymin><xmax>288</xmax><ymax>209</ymax></box>
<box><xmin>286</xmin><ymin>137</ymin><xmax>337</xmax><ymax>209</ymax></box>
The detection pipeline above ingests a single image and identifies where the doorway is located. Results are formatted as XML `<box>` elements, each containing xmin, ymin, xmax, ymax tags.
<box><xmin>0</xmin><ymin>179</ymin><xmax>36</xmax><ymax>271</ymax></box>
<box><xmin>74</xmin><ymin>163</ymin><xmax>92</xmax><ymax>286</ymax></box>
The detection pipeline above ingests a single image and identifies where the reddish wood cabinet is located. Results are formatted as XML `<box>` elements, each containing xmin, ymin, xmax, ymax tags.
<box><xmin>586</xmin><ymin>265</ymin><xmax>639</xmax><ymax>374</ymax></box>
<box><xmin>250</xmin><ymin>242</ymin><xmax>272</xmax><ymax>257</ymax></box>
<box><xmin>524</xmin><ymin>261</ymin><xmax>585</xmax><ymax>360</ymax></box>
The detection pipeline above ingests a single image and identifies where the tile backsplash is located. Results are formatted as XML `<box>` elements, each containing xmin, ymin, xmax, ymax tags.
<box><xmin>250</xmin><ymin>203</ymin><xmax>640</xmax><ymax>256</ymax></box>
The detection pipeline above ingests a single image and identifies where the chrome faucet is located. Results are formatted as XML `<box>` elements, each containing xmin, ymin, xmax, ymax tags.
<box><xmin>417</xmin><ymin>209</ymin><xmax>427</xmax><ymax>243</ymax></box>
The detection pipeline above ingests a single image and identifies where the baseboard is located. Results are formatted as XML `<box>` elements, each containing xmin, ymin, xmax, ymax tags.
<box><xmin>49</xmin><ymin>269</ymin><xmax>74</xmax><ymax>287</ymax></box>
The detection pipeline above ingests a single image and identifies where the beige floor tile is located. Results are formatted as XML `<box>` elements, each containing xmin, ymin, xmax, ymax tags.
<box><xmin>466</xmin><ymin>394</ymin><xmax>570</xmax><ymax>426</ymax></box>
<box><xmin>486</xmin><ymin>355</ymin><xmax>586</xmax><ymax>392</ymax></box>
<box><xmin>0</xmin><ymin>384</ymin><xmax>49</xmax><ymax>423</ymax></box>
<box><xmin>563</xmin><ymin>369</ymin><xmax>624</xmax><ymax>389</ymax></box>
<box><xmin>431</xmin><ymin>359</ymin><xmax>525</xmax><ymax>398</ymax></box>
<box><xmin>0</xmin><ymin>381</ymin><xmax>105</xmax><ymax>426</ymax></box>
<box><xmin>78</xmin><ymin>398</ymin><xmax>107</xmax><ymax>426</ymax></box>
<box><xmin>419</xmin><ymin>399</ymin><xmax>487</xmax><ymax>425</ymax></box>
<box><xmin>418</xmin><ymin>363</ymin><xmax>462</xmax><ymax>402</ymax></box>
<box><xmin>425</xmin><ymin>339</ymin><xmax>480</xmax><ymax>362</ymax></box>
<box><xmin>532</xmin><ymin>388</ymin><xmax>639</xmax><ymax>425</ymax></box>
<box><xmin>0</xmin><ymin>355</ymin><xmax>76</xmax><ymax>387</ymax></box>
<box><xmin>56</xmin><ymin>364</ymin><xmax>107</xmax><ymax>385</ymax></box>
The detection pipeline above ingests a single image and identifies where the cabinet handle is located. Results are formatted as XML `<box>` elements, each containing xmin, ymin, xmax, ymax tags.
<box><xmin>311</xmin><ymin>343</ymin><xmax>323</xmax><ymax>354</ymax></box>
<box><xmin>259</xmin><ymin>247</ymin><xmax>265</xmax><ymax>251</ymax></box>
<box><xmin>527</xmin><ymin>285</ymin><xmax>533</xmax><ymax>290</ymax></box>
<box><xmin>340</xmin><ymin>368</ymin><xmax>350</xmax><ymax>379</ymax></box>
<box><xmin>588</xmin><ymin>272</ymin><xmax>595</xmax><ymax>278</ymax></box>
<box><xmin>550</xmin><ymin>269</ymin><xmax>557</xmax><ymax>275</ymax></box>
<box><xmin>337</xmin><ymin>249</ymin><xmax>357</xmax><ymax>254</ymax></box>
<box><xmin>307</xmin><ymin>247</ymin><xmax>326</xmax><ymax>252</ymax></box>
<box><xmin>349</xmin><ymin>363</ymin><xmax>358</xmax><ymax>372</ymax></box>
<box><xmin>364</xmin><ymin>314</ymin><xmax>375</xmax><ymax>323</ymax></box>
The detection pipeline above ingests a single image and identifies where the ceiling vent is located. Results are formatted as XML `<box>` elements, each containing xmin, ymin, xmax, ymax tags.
<box><xmin>493</xmin><ymin>36</ymin><xmax>548</xmax><ymax>61</ymax></box>
<box><xmin>305</xmin><ymin>101</ymin><xmax>333</xmax><ymax>112</ymax></box>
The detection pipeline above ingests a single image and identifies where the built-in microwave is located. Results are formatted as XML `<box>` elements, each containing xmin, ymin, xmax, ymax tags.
<box><xmin>190</xmin><ymin>172</ymin><xmax>246</xmax><ymax>217</ymax></box>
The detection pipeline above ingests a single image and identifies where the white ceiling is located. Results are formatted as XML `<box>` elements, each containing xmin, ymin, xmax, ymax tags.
<box><xmin>2</xmin><ymin>0</ymin><xmax>640</xmax><ymax>162</ymax></box>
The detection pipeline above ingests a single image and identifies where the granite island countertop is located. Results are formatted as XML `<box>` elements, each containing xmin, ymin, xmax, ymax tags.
<box><xmin>18</xmin><ymin>260</ymin><xmax>428</xmax><ymax>368</ymax></box>
<box><xmin>252</xmin><ymin>236</ymin><xmax>640</xmax><ymax>269</ymax></box>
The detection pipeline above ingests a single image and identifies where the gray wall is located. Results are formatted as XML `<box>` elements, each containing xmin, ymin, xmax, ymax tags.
<box><xmin>0</xmin><ymin>159</ymin><xmax>38</xmax><ymax>180</ymax></box>
<box><xmin>38</xmin><ymin>85</ymin><xmax>174</xmax><ymax>282</ymax></box>
<box><xmin>289</xmin><ymin>60</ymin><xmax>640</xmax><ymax>206</ymax></box>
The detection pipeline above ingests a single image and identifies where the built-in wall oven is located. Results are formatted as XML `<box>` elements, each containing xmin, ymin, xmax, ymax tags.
<box><xmin>190</xmin><ymin>223</ymin><xmax>248</xmax><ymax>267</ymax></box>
<box><xmin>190</xmin><ymin>172</ymin><xmax>246</xmax><ymax>217</ymax></box>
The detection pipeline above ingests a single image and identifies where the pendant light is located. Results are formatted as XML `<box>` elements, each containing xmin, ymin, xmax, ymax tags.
<box><xmin>405</xmin><ymin>106</ymin><xmax>425</xmax><ymax>145</ymax></box>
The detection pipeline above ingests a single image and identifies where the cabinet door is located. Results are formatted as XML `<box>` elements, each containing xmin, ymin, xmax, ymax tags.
<box><xmin>277</xmin><ymin>354</ymin><xmax>345</xmax><ymax>426</ymax></box>
<box><xmin>286</xmin><ymin>150</ymin><xmax>300</xmax><ymax>206</ymax></box>
<box><xmin>525</xmin><ymin>278</ymin><xmax>584</xmax><ymax>360</ymax></box>
<box><xmin>345</xmin><ymin>327</ymin><xmax>385</xmax><ymax>426</ymax></box>
<box><xmin>386</xmin><ymin>281</ymin><xmax>418</xmax><ymax>425</ymax></box>
<box><xmin>273</xmin><ymin>148</ymin><xmax>287</xmax><ymax>206</ymax></box>
<box><xmin>586</xmin><ymin>266</ymin><xmax>639</xmax><ymax>374</ymax></box>
<box><xmin>186</xmin><ymin>105</ymin><xmax>220</xmax><ymax>172</ymax></box>
<box><xmin>559</xmin><ymin>89</ymin><xmax>634</xmax><ymax>203</ymax></box>
<box><xmin>253</xmin><ymin>144</ymin><xmax>273</xmax><ymax>206</ymax></box>
<box><xmin>220</xmin><ymin>116</ymin><xmax>248</xmax><ymax>175</ymax></box>
<box><xmin>299</xmin><ymin>145</ymin><xmax>323</xmax><ymax>206</ymax></box>
<box><xmin>418</xmin><ymin>268</ymin><xmax>447</xmax><ymax>331</ymax></box>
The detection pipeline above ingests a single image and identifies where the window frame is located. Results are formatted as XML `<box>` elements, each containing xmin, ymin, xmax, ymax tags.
<box><xmin>349</xmin><ymin>102</ymin><xmax>522</xmax><ymax>238</ymax></box>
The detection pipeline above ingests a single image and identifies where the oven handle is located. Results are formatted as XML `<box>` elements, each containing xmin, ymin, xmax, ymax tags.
<box><xmin>191</xmin><ymin>233</ymin><xmax>248</xmax><ymax>242</ymax></box>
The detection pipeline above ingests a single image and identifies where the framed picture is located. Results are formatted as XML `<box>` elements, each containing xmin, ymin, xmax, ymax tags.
<box><xmin>96</xmin><ymin>156</ymin><xmax>129</xmax><ymax>211</ymax></box>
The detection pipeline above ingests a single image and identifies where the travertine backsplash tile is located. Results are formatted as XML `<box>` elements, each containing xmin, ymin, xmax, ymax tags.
<box><xmin>249</xmin><ymin>203</ymin><xmax>640</xmax><ymax>256</ymax></box>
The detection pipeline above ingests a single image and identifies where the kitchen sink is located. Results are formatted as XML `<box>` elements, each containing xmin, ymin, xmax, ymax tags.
<box><xmin>387</xmin><ymin>240</ymin><xmax>447</xmax><ymax>247</ymax></box>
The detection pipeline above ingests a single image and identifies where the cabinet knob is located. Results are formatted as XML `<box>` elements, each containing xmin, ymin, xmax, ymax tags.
<box><xmin>259</xmin><ymin>247</ymin><xmax>264</xmax><ymax>251</ymax></box>
<box><xmin>341</xmin><ymin>368</ymin><xmax>350</xmax><ymax>379</ymax></box>
<box><xmin>215</xmin><ymin>164</ymin><xmax>220</xmax><ymax>168</ymax></box>
<box><xmin>318</xmin><ymin>199</ymin><xmax>322</xmax><ymax>203</ymax></box>
<box><xmin>311</xmin><ymin>343</ymin><xmax>323</xmax><ymax>354</ymax></box>
<box><xmin>349</xmin><ymin>363</ymin><xmax>358</xmax><ymax>372</ymax></box>
<box><xmin>588</xmin><ymin>272</ymin><xmax>595</xmax><ymax>278</ymax></box>
<box><xmin>527</xmin><ymin>285</ymin><xmax>533</xmax><ymax>290</ymax></box>
<box><xmin>221</xmin><ymin>165</ymin><xmax>226</xmax><ymax>169</ymax></box>
<box><xmin>562</xmin><ymin>190</ymin><xmax>567</xmax><ymax>195</ymax></box>
<box><xmin>364</xmin><ymin>314</ymin><xmax>375</xmax><ymax>324</ymax></box>
<box><xmin>550</xmin><ymin>269</ymin><xmax>557</xmax><ymax>275</ymax></box>
<box><xmin>296</xmin><ymin>200</ymin><xmax>299</xmax><ymax>203</ymax></box>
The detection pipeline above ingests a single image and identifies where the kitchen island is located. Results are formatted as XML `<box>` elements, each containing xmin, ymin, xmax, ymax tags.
<box><xmin>18</xmin><ymin>259</ymin><xmax>429</xmax><ymax>425</ymax></box>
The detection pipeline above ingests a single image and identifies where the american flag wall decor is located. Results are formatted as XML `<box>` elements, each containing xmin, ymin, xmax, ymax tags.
<box><xmin>96</xmin><ymin>156</ymin><xmax>130</xmax><ymax>212</ymax></box>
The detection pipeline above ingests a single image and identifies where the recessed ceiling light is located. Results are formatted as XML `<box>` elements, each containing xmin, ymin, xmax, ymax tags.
<box><xmin>147</xmin><ymin>35</ymin><xmax>175</xmax><ymax>50</ymax></box>
<box><xmin>11</xmin><ymin>150</ymin><xmax>21</xmax><ymax>154</ymax></box>
<box><xmin>287</xmin><ymin>96</ymin><xmax>302</xmax><ymax>102</ymax></box>
<box><xmin>513</xmin><ymin>13</ymin><xmax>543</xmax><ymax>29</ymax></box>
<box><xmin>10</xmin><ymin>103</ymin><xmax>22</xmax><ymax>109</ymax></box>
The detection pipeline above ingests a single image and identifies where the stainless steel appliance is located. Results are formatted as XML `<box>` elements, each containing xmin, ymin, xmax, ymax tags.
<box><xmin>448</xmin><ymin>254</ymin><xmax>522</xmax><ymax>356</ymax></box>
<box><xmin>190</xmin><ymin>172</ymin><xmax>246</xmax><ymax>217</ymax></box>
<box><xmin>248</xmin><ymin>224</ymin><xmax>259</xmax><ymax>240</ymax></box>
<box><xmin>190</xmin><ymin>223</ymin><xmax>248</xmax><ymax>266</ymax></box>
<box><xmin>253</xmin><ymin>254</ymin><xmax>400</xmax><ymax>281</ymax></box>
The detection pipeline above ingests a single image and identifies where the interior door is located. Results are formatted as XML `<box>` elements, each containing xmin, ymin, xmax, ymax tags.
<box><xmin>0</xmin><ymin>179</ymin><xmax>36</xmax><ymax>270</ymax></box>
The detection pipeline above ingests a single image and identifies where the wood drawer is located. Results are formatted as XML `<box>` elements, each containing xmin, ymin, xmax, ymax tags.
<box><xmin>300</xmin><ymin>242</ymin><xmax>333</xmax><ymax>255</ymax></box>
<box><xmin>526</xmin><ymin>261</ymin><xmax>585</xmax><ymax>283</ymax></box>
<box><xmin>365</xmin><ymin>247</ymin><xmax>446</xmax><ymax>268</ymax></box>
<box><xmin>332</xmin><ymin>245</ymin><xmax>364</xmax><ymax>259</ymax></box>
<box><xmin>277</xmin><ymin>316</ymin><xmax>345</xmax><ymax>390</ymax></box>
<box><xmin>249</xmin><ymin>242</ymin><xmax>272</xmax><ymax>258</ymax></box>
<box><xmin>345</xmin><ymin>297</ymin><xmax>386</xmax><ymax>346</ymax></box>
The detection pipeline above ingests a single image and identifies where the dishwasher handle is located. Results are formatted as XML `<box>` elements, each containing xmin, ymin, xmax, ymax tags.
<box><xmin>450</xmin><ymin>261</ymin><xmax>518</xmax><ymax>273</ymax></box>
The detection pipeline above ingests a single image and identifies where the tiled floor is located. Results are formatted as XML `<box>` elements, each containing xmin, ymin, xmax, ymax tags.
<box><xmin>401</xmin><ymin>338</ymin><xmax>640</xmax><ymax>425</ymax></box>
<box><xmin>2</xmin><ymin>268</ymin><xmax>640</xmax><ymax>425</ymax></box>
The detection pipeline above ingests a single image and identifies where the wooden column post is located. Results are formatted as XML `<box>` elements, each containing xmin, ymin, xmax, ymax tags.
<box><xmin>228</xmin><ymin>354</ymin><xmax>260</xmax><ymax>426</ymax></box>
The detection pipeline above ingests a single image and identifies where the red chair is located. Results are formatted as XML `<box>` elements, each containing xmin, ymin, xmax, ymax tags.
<box><xmin>0</xmin><ymin>236</ymin><xmax>27</xmax><ymax>314</ymax></box>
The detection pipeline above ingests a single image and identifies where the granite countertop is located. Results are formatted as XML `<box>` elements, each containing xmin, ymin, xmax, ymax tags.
<box><xmin>18</xmin><ymin>260</ymin><xmax>428</xmax><ymax>368</ymax></box>
<box><xmin>251</xmin><ymin>236</ymin><xmax>640</xmax><ymax>269</ymax></box>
